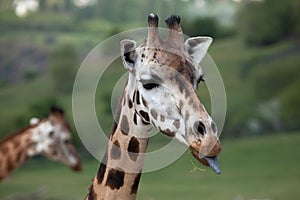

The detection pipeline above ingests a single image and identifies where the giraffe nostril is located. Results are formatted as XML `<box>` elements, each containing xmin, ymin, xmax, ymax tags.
<box><xmin>194</xmin><ymin>121</ymin><xmax>206</xmax><ymax>136</ymax></box>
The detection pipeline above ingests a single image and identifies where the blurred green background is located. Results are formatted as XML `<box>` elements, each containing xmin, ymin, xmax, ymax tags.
<box><xmin>0</xmin><ymin>0</ymin><xmax>299</xmax><ymax>199</ymax></box>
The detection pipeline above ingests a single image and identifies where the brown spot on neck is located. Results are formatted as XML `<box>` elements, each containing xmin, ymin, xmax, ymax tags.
<box><xmin>131</xmin><ymin>172</ymin><xmax>142</xmax><ymax>194</ymax></box>
<box><xmin>6</xmin><ymin>157</ymin><xmax>14</xmax><ymax>172</ymax></box>
<box><xmin>0</xmin><ymin>121</ymin><xmax>42</xmax><ymax>146</ymax></box>
<box><xmin>105</xmin><ymin>168</ymin><xmax>125</xmax><ymax>190</ymax></box>
<box><xmin>111</xmin><ymin>140</ymin><xmax>121</xmax><ymax>160</ymax></box>
<box><xmin>0</xmin><ymin>145</ymin><xmax>8</xmax><ymax>154</ymax></box>
<box><xmin>97</xmin><ymin>152</ymin><xmax>108</xmax><ymax>184</ymax></box>
<box><xmin>86</xmin><ymin>184</ymin><xmax>97</xmax><ymax>200</ymax></box>
<box><xmin>120</xmin><ymin>115</ymin><xmax>130</xmax><ymax>135</ymax></box>
<box><xmin>0</xmin><ymin>127</ymin><xmax>35</xmax><ymax>180</ymax></box>
<box><xmin>128</xmin><ymin>137</ymin><xmax>140</xmax><ymax>161</ymax></box>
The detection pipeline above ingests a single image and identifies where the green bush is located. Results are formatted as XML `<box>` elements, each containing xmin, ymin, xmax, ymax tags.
<box><xmin>23</xmin><ymin>66</ymin><xmax>40</xmax><ymax>81</ymax></box>
<box><xmin>249</xmin><ymin>53</ymin><xmax>300</xmax><ymax>131</ymax></box>
<box><xmin>50</xmin><ymin>44</ymin><xmax>78</xmax><ymax>94</ymax></box>
<box><xmin>26</xmin><ymin>13</ymin><xmax>75</xmax><ymax>32</ymax></box>
<box><xmin>29</xmin><ymin>98</ymin><xmax>59</xmax><ymax>118</ymax></box>
<box><xmin>237</xmin><ymin>0</ymin><xmax>298</xmax><ymax>46</ymax></box>
<box><xmin>182</xmin><ymin>16</ymin><xmax>236</xmax><ymax>39</ymax></box>
<box><xmin>280</xmin><ymin>80</ymin><xmax>300</xmax><ymax>130</ymax></box>
<box><xmin>289</xmin><ymin>0</ymin><xmax>300</xmax><ymax>37</ymax></box>
<box><xmin>182</xmin><ymin>17</ymin><xmax>219</xmax><ymax>37</ymax></box>
<box><xmin>0</xmin><ymin>9</ymin><xmax>25</xmax><ymax>31</ymax></box>
<box><xmin>250</xmin><ymin>56</ymin><xmax>300</xmax><ymax>101</ymax></box>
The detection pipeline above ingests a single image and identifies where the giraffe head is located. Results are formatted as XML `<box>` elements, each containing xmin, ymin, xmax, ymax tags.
<box><xmin>29</xmin><ymin>107</ymin><xmax>82</xmax><ymax>171</ymax></box>
<box><xmin>120</xmin><ymin>14</ymin><xmax>222</xmax><ymax>174</ymax></box>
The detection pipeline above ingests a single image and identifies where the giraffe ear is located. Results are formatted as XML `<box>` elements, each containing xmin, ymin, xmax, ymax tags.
<box><xmin>50</xmin><ymin>106</ymin><xmax>64</xmax><ymax>115</ymax></box>
<box><xmin>30</xmin><ymin>118</ymin><xmax>39</xmax><ymax>125</ymax></box>
<box><xmin>185</xmin><ymin>37</ymin><xmax>213</xmax><ymax>64</ymax></box>
<box><xmin>121</xmin><ymin>39</ymin><xmax>137</xmax><ymax>70</ymax></box>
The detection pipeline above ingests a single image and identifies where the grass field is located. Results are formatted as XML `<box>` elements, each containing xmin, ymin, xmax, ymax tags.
<box><xmin>0</xmin><ymin>132</ymin><xmax>299</xmax><ymax>200</ymax></box>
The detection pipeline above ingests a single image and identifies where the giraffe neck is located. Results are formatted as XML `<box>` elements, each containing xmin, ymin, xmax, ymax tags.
<box><xmin>0</xmin><ymin>125</ymin><xmax>37</xmax><ymax>181</ymax></box>
<box><xmin>87</xmin><ymin>81</ymin><xmax>152</xmax><ymax>200</ymax></box>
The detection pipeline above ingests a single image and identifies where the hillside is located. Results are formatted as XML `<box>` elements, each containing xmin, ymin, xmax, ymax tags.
<box><xmin>1</xmin><ymin>37</ymin><xmax>299</xmax><ymax>139</ymax></box>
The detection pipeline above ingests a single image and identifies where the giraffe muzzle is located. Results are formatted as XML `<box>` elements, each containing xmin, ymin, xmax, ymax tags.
<box><xmin>190</xmin><ymin>138</ymin><xmax>222</xmax><ymax>175</ymax></box>
<box><xmin>70</xmin><ymin>162</ymin><xmax>82</xmax><ymax>172</ymax></box>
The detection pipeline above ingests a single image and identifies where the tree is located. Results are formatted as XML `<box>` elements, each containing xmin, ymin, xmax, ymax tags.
<box><xmin>237</xmin><ymin>0</ymin><xmax>298</xmax><ymax>46</ymax></box>
<box><xmin>50</xmin><ymin>44</ymin><xmax>78</xmax><ymax>93</ymax></box>
<box><xmin>280</xmin><ymin>80</ymin><xmax>300</xmax><ymax>130</ymax></box>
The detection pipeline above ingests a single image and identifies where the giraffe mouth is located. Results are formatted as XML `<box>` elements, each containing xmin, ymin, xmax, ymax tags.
<box><xmin>70</xmin><ymin>162</ymin><xmax>82</xmax><ymax>172</ymax></box>
<box><xmin>189</xmin><ymin>140</ymin><xmax>221</xmax><ymax>174</ymax></box>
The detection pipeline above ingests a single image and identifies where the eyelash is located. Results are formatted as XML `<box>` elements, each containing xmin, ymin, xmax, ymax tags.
<box><xmin>197</xmin><ymin>76</ymin><xmax>205</xmax><ymax>85</ymax></box>
<box><xmin>142</xmin><ymin>83</ymin><xmax>160</xmax><ymax>90</ymax></box>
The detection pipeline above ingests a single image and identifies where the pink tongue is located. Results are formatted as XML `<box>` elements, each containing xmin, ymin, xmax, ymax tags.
<box><xmin>204</xmin><ymin>156</ymin><xmax>221</xmax><ymax>174</ymax></box>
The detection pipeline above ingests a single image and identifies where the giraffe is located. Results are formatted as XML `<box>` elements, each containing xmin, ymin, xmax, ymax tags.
<box><xmin>0</xmin><ymin>106</ymin><xmax>82</xmax><ymax>181</ymax></box>
<box><xmin>86</xmin><ymin>14</ymin><xmax>222</xmax><ymax>200</ymax></box>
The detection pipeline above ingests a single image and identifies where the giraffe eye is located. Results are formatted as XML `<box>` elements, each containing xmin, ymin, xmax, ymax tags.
<box><xmin>64</xmin><ymin>139</ymin><xmax>71</xmax><ymax>145</ymax></box>
<box><xmin>49</xmin><ymin>131</ymin><xmax>54</xmax><ymax>138</ymax></box>
<box><xmin>143</xmin><ymin>83</ymin><xmax>160</xmax><ymax>90</ymax></box>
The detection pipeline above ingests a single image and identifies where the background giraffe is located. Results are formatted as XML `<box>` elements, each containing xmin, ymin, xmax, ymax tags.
<box><xmin>0</xmin><ymin>107</ymin><xmax>82</xmax><ymax>181</ymax></box>
<box><xmin>86</xmin><ymin>14</ymin><xmax>222</xmax><ymax>200</ymax></box>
